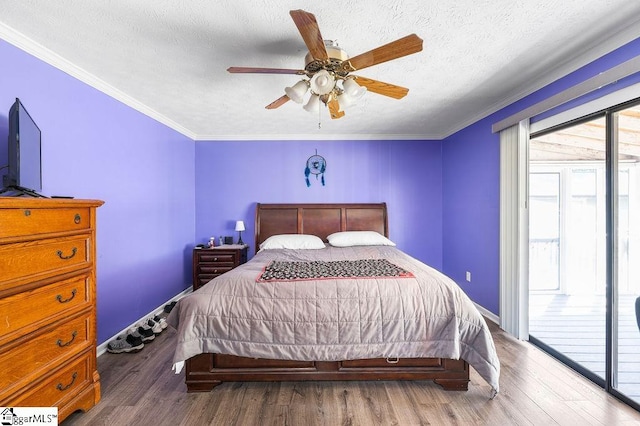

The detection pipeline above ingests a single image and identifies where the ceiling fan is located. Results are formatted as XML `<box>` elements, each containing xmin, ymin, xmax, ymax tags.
<box><xmin>227</xmin><ymin>9</ymin><xmax>423</xmax><ymax>120</ymax></box>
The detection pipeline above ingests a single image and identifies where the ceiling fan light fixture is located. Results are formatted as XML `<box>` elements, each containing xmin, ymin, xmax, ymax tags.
<box><xmin>303</xmin><ymin>94</ymin><xmax>321</xmax><ymax>113</ymax></box>
<box><xmin>342</xmin><ymin>78</ymin><xmax>367</xmax><ymax>99</ymax></box>
<box><xmin>337</xmin><ymin>91</ymin><xmax>355</xmax><ymax>109</ymax></box>
<box><xmin>310</xmin><ymin>70</ymin><xmax>336</xmax><ymax>95</ymax></box>
<box><xmin>227</xmin><ymin>10</ymin><xmax>423</xmax><ymax>122</ymax></box>
<box><xmin>285</xmin><ymin>80</ymin><xmax>309</xmax><ymax>103</ymax></box>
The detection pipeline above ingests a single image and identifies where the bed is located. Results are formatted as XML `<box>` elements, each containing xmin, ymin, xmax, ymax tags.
<box><xmin>167</xmin><ymin>203</ymin><xmax>500</xmax><ymax>395</ymax></box>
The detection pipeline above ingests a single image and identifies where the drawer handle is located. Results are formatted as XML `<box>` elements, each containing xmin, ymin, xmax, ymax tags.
<box><xmin>213</xmin><ymin>257</ymin><xmax>218</xmax><ymax>261</ymax></box>
<box><xmin>56</xmin><ymin>289</ymin><xmax>77</xmax><ymax>303</ymax></box>
<box><xmin>386</xmin><ymin>357</ymin><xmax>399</xmax><ymax>364</ymax></box>
<box><xmin>57</xmin><ymin>330</ymin><xmax>78</xmax><ymax>347</ymax></box>
<box><xmin>74</xmin><ymin>213</ymin><xmax>82</xmax><ymax>224</ymax></box>
<box><xmin>24</xmin><ymin>209</ymin><xmax>31</xmax><ymax>216</ymax></box>
<box><xmin>57</xmin><ymin>247</ymin><xmax>77</xmax><ymax>260</ymax></box>
<box><xmin>56</xmin><ymin>372</ymin><xmax>78</xmax><ymax>391</ymax></box>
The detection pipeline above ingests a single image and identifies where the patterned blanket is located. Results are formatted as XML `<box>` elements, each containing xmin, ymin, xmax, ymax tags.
<box><xmin>258</xmin><ymin>259</ymin><xmax>414</xmax><ymax>282</ymax></box>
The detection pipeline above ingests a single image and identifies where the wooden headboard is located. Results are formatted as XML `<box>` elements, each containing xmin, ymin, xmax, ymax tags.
<box><xmin>255</xmin><ymin>203</ymin><xmax>388</xmax><ymax>251</ymax></box>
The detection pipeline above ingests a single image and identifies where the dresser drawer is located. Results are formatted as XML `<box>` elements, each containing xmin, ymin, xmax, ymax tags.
<box><xmin>199</xmin><ymin>264</ymin><xmax>234</xmax><ymax>275</ymax></box>
<box><xmin>0</xmin><ymin>236</ymin><xmax>90</xmax><ymax>290</ymax></box>
<box><xmin>340</xmin><ymin>357</ymin><xmax>444</xmax><ymax>368</ymax></box>
<box><xmin>0</xmin><ymin>207</ymin><xmax>91</xmax><ymax>239</ymax></box>
<box><xmin>7</xmin><ymin>352</ymin><xmax>92</xmax><ymax>408</ymax></box>
<box><xmin>212</xmin><ymin>354</ymin><xmax>315</xmax><ymax>369</ymax></box>
<box><xmin>0</xmin><ymin>313</ymin><xmax>92</xmax><ymax>394</ymax></box>
<box><xmin>194</xmin><ymin>268</ymin><xmax>233</xmax><ymax>288</ymax></box>
<box><xmin>197</xmin><ymin>252</ymin><xmax>237</xmax><ymax>265</ymax></box>
<box><xmin>0</xmin><ymin>274</ymin><xmax>90</xmax><ymax>343</ymax></box>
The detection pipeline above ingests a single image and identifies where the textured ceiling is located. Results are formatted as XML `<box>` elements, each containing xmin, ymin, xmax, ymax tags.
<box><xmin>1</xmin><ymin>1</ymin><xmax>640</xmax><ymax>140</ymax></box>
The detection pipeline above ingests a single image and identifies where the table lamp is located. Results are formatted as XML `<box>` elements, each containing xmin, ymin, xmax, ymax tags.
<box><xmin>235</xmin><ymin>220</ymin><xmax>245</xmax><ymax>245</ymax></box>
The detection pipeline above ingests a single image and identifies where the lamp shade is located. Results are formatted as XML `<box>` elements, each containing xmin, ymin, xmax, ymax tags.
<box><xmin>342</xmin><ymin>78</ymin><xmax>367</xmax><ymax>99</ymax></box>
<box><xmin>284</xmin><ymin>80</ymin><xmax>309</xmax><ymax>104</ymax></box>
<box><xmin>303</xmin><ymin>94</ymin><xmax>321</xmax><ymax>113</ymax></box>
<box><xmin>337</xmin><ymin>91</ymin><xmax>355</xmax><ymax>109</ymax></box>
<box><xmin>309</xmin><ymin>70</ymin><xmax>335</xmax><ymax>95</ymax></box>
<box><xmin>235</xmin><ymin>220</ymin><xmax>245</xmax><ymax>232</ymax></box>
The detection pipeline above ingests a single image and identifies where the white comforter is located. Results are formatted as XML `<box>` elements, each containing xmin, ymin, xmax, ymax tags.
<box><xmin>167</xmin><ymin>245</ymin><xmax>500</xmax><ymax>393</ymax></box>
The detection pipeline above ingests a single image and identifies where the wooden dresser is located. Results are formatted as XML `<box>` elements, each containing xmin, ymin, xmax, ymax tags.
<box><xmin>0</xmin><ymin>197</ymin><xmax>103</xmax><ymax>422</ymax></box>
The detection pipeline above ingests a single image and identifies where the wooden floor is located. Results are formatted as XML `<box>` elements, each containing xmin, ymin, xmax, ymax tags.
<box><xmin>63</xmin><ymin>320</ymin><xmax>640</xmax><ymax>426</ymax></box>
<box><xmin>530</xmin><ymin>293</ymin><xmax>640</xmax><ymax>401</ymax></box>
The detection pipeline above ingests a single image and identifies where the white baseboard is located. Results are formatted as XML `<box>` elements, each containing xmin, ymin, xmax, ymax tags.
<box><xmin>474</xmin><ymin>302</ymin><xmax>500</xmax><ymax>325</ymax></box>
<box><xmin>97</xmin><ymin>287</ymin><xmax>193</xmax><ymax>356</ymax></box>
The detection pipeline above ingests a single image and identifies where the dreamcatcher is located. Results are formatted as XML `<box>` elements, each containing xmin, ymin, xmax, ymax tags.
<box><xmin>305</xmin><ymin>150</ymin><xmax>326</xmax><ymax>187</ymax></box>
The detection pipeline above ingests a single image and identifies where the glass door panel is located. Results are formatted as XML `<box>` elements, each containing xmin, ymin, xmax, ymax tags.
<box><xmin>614</xmin><ymin>105</ymin><xmax>640</xmax><ymax>404</ymax></box>
<box><xmin>567</xmin><ymin>169</ymin><xmax>602</xmax><ymax>295</ymax></box>
<box><xmin>529</xmin><ymin>172</ymin><xmax>560</xmax><ymax>292</ymax></box>
<box><xmin>529</xmin><ymin>116</ymin><xmax>606</xmax><ymax>380</ymax></box>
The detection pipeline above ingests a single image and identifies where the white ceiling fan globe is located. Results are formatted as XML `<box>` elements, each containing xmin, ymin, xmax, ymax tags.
<box><xmin>310</xmin><ymin>70</ymin><xmax>335</xmax><ymax>95</ymax></box>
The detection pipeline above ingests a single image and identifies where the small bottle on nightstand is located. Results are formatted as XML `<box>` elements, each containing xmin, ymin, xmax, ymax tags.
<box><xmin>208</xmin><ymin>237</ymin><xmax>215</xmax><ymax>248</ymax></box>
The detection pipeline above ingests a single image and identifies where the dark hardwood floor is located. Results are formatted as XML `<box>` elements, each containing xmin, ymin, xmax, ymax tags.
<box><xmin>63</xmin><ymin>320</ymin><xmax>640</xmax><ymax>425</ymax></box>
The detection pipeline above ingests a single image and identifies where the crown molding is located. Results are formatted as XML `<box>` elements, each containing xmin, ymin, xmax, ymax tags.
<box><xmin>193</xmin><ymin>133</ymin><xmax>443</xmax><ymax>142</ymax></box>
<box><xmin>0</xmin><ymin>22</ymin><xmax>197</xmax><ymax>140</ymax></box>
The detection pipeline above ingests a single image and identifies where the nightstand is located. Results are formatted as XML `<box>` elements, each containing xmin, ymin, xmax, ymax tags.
<box><xmin>192</xmin><ymin>244</ymin><xmax>248</xmax><ymax>290</ymax></box>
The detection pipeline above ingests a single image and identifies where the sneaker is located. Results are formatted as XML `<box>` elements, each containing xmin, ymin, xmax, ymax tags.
<box><xmin>133</xmin><ymin>325</ymin><xmax>155</xmax><ymax>342</ymax></box>
<box><xmin>145</xmin><ymin>318</ymin><xmax>163</xmax><ymax>335</ymax></box>
<box><xmin>164</xmin><ymin>301</ymin><xmax>177</xmax><ymax>313</ymax></box>
<box><xmin>125</xmin><ymin>331</ymin><xmax>144</xmax><ymax>348</ymax></box>
<box><xmin>153</xmin><ymin>315</ymin><xmax>168</xmax><ymax>330</ymax></box>
<box><xmin>107</xmin><ymin>333</ymin><xmax>144</xmax><ymax>353</ymax></box>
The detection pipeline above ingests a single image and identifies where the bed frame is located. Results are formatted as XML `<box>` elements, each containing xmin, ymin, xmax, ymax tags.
<box><xmin>184</xmin><ymin>203</ymin><xmax>469</xmax><ymax>392</ymax></box>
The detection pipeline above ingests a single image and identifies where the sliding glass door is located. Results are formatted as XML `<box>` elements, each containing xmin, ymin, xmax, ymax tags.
<box><xmin>528</xmin><ymin>102</ymin><xmax>640</xmax><ymax>408</ymax></box>
<box><xmin>614</xmin><ymin>105</ymin><xmax>640</xmax><ymax>403</ymax></box>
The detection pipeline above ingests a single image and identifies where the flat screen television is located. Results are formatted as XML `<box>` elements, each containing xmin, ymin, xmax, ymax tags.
<box><xmin>1</xmin><ymin>98</ymin><xmax>42</xmax><ymax>196</ymax></box>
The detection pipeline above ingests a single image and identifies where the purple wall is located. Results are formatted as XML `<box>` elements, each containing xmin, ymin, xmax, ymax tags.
<box><xmin>442</xmin><ymin>37</ymin><xmax>640</xmax><ymax>315</ymax></box>
<box><xmin>0</xmin><ymin>40</ymin><xmax>196</xmax><ymax>344</ymax></box>
<box><xmin>194</xmin><ymin>140</ymin><xmax>444</xmax><ymax>267</ymax></box>
<box><xmin>442</xmin><ymin>119</ymin><xmax>500</xmax><ymax>313</ymax></box>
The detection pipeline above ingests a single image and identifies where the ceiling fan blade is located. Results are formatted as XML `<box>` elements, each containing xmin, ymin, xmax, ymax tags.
<box><xmin>345</xmin><ymin>34</ymin><xmax>423</xmax><ymax>72</ymax></box>
<box><xmin>327</xmin><ymin>96</ymin><xmax>345</xmax><ymax>119</ymax></box>
<box><xmin>265</xmin><ymin>95</ymin><xmax>291</xmax><ymax>109</ymax></box>
<box><xmin>352</xmin><ymin>76</ymin><xmax>410</xmax><ymax>99</ymax></box>
<box><xmin>227</xmin><ymin>67</ymin><xmax>305</xmax><ymax>75</ymax></box>
<box><xmin>290</xmin><ymin>9</ymin><xmax>328</xmax><ymax>61</ymax></box>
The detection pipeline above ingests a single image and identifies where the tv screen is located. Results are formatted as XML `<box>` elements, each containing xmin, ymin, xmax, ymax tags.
<box><xmin>2</xmin><ymin>98</ymin><xmax>42</xmax><ymax>194</ymax></box>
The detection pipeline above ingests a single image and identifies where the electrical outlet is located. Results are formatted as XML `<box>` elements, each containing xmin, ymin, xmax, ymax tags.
<box><xmin>465</xmin><ymin>271</ymin><xmax>472</xmax><ymax>282</ymax></box>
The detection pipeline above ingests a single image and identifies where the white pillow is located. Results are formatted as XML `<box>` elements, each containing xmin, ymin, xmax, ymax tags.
<box><xmin>327</xmin><ymin>231</ymin><xmax>396</xmax><ymax>247</ymax></box>
<box><xmin>259</xmin><ymin>234</ymin><xmax>325</xmax><ymax>250</ymax></box>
